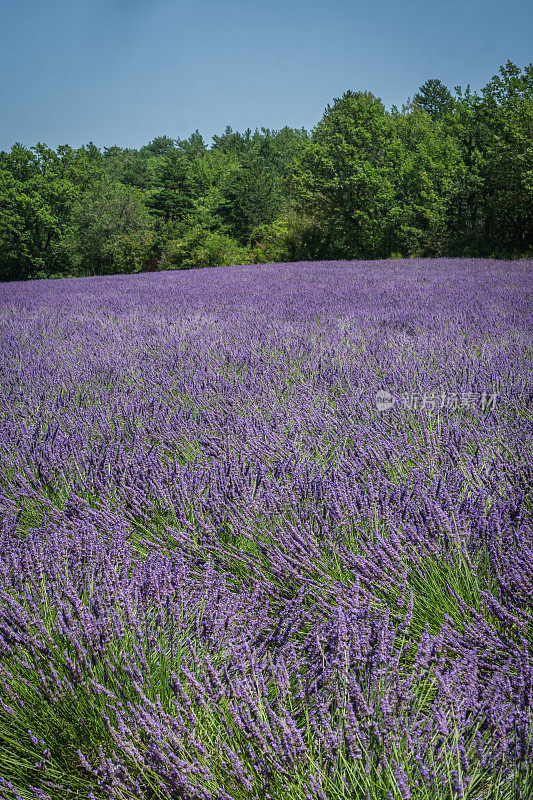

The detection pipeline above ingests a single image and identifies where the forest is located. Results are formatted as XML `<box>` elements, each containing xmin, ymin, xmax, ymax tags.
<box><xmin>0</xmin><ymin>60</ymin><xmax>531</xmax><ymax>282</ymax></box>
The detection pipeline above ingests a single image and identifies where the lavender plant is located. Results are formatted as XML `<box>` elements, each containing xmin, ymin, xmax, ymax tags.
<box><xmin>0</xmin><ymin>258</ymin><xmax>532</xmax><ymax>799</ymax></box>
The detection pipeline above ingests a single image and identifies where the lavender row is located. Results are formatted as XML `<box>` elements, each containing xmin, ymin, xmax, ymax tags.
<box><xmin>0</xmin><ymin>258</ymin><xmax>532</xmax><ymax>799</ymax></box>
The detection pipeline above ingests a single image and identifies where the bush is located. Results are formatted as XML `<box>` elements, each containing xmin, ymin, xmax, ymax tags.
<box><xmin>159</xmin><ymin>228</ymin><xmax>251</xmax><ymax>270</ymax></box>
<box><xmin>249</xmin><ymin>214</ymin><xmax>337</xmax><ymax>263</ymax></box>
<box><xmin>249</xmin><ymin>220</ymin><xmax>292</xmax><ymax>263</ymax></box>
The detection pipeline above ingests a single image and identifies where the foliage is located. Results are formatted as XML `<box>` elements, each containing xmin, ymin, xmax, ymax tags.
<box><xmin>159</xmin><ymin>227</ymin><xmax>251</xmax><ymax>270</ymax></box>
<box><xmin>146</xmin><ymin>152</ymin><xmax>195</xmax><ymax>223</ymax></box>
<box><xmin>386</xmin><ymin>105</ymin><xmax>462</xmax><ymax>256</ymax></box>
<box><xmin>0</xmin><ymin>143</ymin><xmax>101</xmax><ymax>281</ymax></box>
<box><xmin>0</xmin><ymin>60</ymin><xmax>531</xmax><ymax>281</ymax></box>
<box><xmin>216</xmin><ymin>155</ymin><xmax>282</xmax><ymax>244</ymax></box>
<box><xmin>414</xmin><ymin>78</ymin><xmax>455</xmax><ymax>120</ymax></box>
<box><xmin>64</xmin><ymin>179</ymin><xmax>153</xmax><ymax>275</ymax></box>
<box><xmin>296</xmin><ymin>91</ymin><xmax>396</xmax><ymax>259</ymax></box>
<box><xmin>445</xmin><ymin>62</ymin><xmax>533</xmax><ymax>256</ymax></box>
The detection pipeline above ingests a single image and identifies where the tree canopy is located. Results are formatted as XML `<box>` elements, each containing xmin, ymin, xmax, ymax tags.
<box><xmin>1</xmin><ymin>60</ymin><xmax>531</xmax><ymax>281</ymax></box>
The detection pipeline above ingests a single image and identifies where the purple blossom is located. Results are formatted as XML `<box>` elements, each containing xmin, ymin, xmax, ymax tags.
<box><xmin>0</xmin><ymin>258</ymin><xmax>531</xmax><ymax>798</ymax></box>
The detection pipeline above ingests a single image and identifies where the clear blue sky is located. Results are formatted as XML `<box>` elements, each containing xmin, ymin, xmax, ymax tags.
<box><xmin>1</xmin><ymin>0</ymin><xmax>531</xmax><ymax>151</ymax></box>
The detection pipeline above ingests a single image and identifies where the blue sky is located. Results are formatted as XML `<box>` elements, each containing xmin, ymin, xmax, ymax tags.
<box><xmin>1</xmin><ymin>0</ymin><xmax>531</xmax><ymax>150</ymax></box>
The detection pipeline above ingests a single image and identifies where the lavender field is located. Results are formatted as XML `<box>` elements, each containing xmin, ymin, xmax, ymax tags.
<box><xmin>0</xmin><ymin>258</ymin><xmax>532</xmax><ymax>800</ymax></box>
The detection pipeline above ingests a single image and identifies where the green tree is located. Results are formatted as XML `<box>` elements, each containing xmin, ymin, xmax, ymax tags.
<box><xmin>0</xmin><ymin>143</ymin><xmax>102</xmax><ymax>280</ymax></box>
<box><xmin>103</xmin><ymin>146</ymin><xmax>151</xmax><ymax>190</ymax></box>
<box><xmin>386</xmin><ymin>104</ymin><xmax>462</xmax><ymax>255</ymax></box>
<box><xmin>146</xmin><ymin>152</ymin><xmax>194</xmax><ymax>223</ymax></box>
<box><xmin>141</xmin><ymin>136</ymin><xmax>178</xmax><ymax>158</ymax></box>
<box><xmin>64</xmin><ymin>180</ymin><xmax>152</xmax><ymax>276</ymax></box>
<box><xmin>216</xmin><ymin>155</ymin><xmax>283</xmax><ymax>244</ymax></box>
<box><xmin>296</xmin><ymin>91</ymin><xmax>396</xmax><ymax>258</ymax></box>
<box><xmin>414</xmin><ymin>78</ymin><xmax>455</xmax><ymax>120</ymax></box>
<box><xmin>478</xmin><ymin>61</ymin><xmax>533</xmax><ymax>254</ymax></box>
<box><xmin>1</xmin><ymin>58</ymin><xmax>531</xmax><ymax>281</ymax></box>
<box><xmin>445</xmin><ymin>61</ymin><xmax>533</xmax><ymax>255</ymax></box>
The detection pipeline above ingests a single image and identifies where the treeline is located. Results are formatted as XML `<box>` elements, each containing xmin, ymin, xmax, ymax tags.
<box><xmin>0</xmin><ymin>60</ymin><xmax>531</xmax><ymax>281</ymax></box>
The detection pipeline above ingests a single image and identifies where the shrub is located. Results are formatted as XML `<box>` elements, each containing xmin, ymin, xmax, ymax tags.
<box><xmin>159</xmin><ymin>227</ymin><xmax>251</xmax><ymax>270</ymax></box>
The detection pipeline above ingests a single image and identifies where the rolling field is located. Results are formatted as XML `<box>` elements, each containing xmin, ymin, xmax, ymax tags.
<box><xmin>0</xmin><ymin>258</ymin><xmax>532</xmax><ymax>799</ymax></box>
